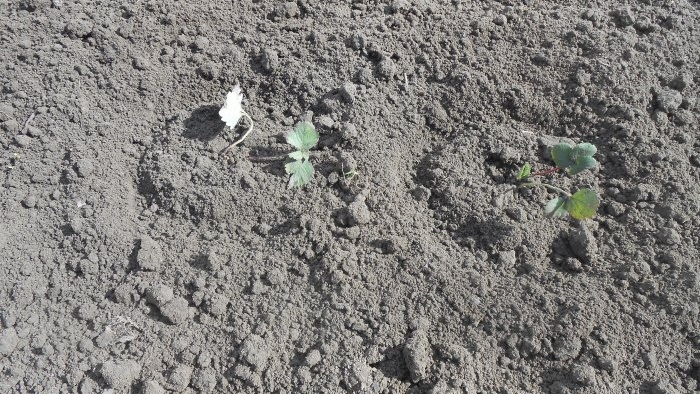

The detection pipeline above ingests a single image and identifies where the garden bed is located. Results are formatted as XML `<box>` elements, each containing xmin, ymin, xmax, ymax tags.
<box><xmin>1</xmin><ymin>1</ymin><xmax>699</xmax><ymax>392</ymax></box>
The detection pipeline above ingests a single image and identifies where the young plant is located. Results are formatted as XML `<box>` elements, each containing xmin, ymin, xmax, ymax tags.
<box><xmin>516</xmin><ymin>142</ymin><xmax>600</xmax><ymax>220</ymax></box>
<box><xmin>285</xmin><ymin>122</ymin><xmax>319</xmax><ymax>188</ymax></box>
<box><xmin>341</xmin><ymin>164</ymin><xmax>360</xmax><ymax>183</ymax></box>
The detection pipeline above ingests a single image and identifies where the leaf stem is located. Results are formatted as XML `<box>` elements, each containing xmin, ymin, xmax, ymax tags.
<box><xmin>531</xmin><ymin>167</ymin><xmax>560</xmax><ymax>177</ymax></box>
<box><xmin>247</xmin><ymin>151</ymin><xmax>319</xmax><ymax>162</ymax></box>
<box><xmin>221</xmin><ymin>111</ymin><xmax>254</xmax><ymax>157</ymax></box>
<box><xmin>518</xmin><ymin>182</ymin><xmax>571</xmax><ymax>197</ymax></box>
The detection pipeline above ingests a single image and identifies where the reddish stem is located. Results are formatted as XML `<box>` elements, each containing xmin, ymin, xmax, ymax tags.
<box><xmin>531</xmin><ymin>167</ymin><xmax>560</xmax><ymax>177</ymax></box>
<box><xmin>247</xmin><ymin>155</ymin><xmax>284</xmax><ymax>162</ymax></box>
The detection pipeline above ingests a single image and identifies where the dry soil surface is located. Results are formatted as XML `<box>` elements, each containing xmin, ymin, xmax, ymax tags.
<box><xmin>1</xmin><ymin>0</ymin><xmax>700</xmax><ymax>393</ymax></box>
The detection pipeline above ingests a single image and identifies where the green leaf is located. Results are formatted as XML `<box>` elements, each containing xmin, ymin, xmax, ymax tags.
<box><xmin>517</xmin><ymin>163</ymin><xmax>532</xmax><ymax>180</ymax></box>
<box><xmin>552</xmin><ymin>142</ymin><xmax>598</xmax><ymax>175</ymax></box>
<box><xmin>285</xmin><ymin>159</ymin><xmax>314</xmax><ymax>188</ymax></box>
<box><xmin>572</xmin><ymin>143</ymin><xmax>597</xmax><ymax>159</ymax></box>
<box><xmin>551</xmin><ymin>143</ymin><xmax>574</xmax><ymax>169</ymax></box>
<box><xmin>544</xmin><ymin>196</ymin><xmax>569</xmax><ymax>218</ymax></box>
<box><xmin>286</xmin><ymin>122</ymin><xmax>319</xmax><ymax>152</ymax></box>
<box><xmin>566</xmin><ymin>188</ymin><xmax>599</xmax><ymax>220</ymax></box>
<box><xmin>288</xmin><ymin>151</ymin><xmax>309</xmax><ymax>161</ymax></box>
<box><xmin>567</xmin><ymin>156</ymin><xmax>598</xmax><ymax>176</ymax></box>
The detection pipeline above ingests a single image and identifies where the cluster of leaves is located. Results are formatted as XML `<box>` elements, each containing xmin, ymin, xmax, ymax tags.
<box><xmin>285</xmin><ymin>122</ymin><xmax>319</xmax><ymax>188</ymax></box>
<box><xmin>551</xmin><ymin>143</ymin><xmax>598</xmax><ymax>176</ymax></box>
<box><xmin>517</xmin><ymin>142</ymin><xmax>600</xmax><ymax>220</ymax></box>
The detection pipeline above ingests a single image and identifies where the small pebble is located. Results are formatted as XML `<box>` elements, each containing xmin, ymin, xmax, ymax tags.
<box><xmin>568</xmin><ymin>224</ymin><xmax>598</xmax><ymax>264</ymax></box>
<box><xmin>132</xmin><ymin>56</ymin><xmax>151</xmax><ymax>70</ymax></box>
<box><xmin>612</xmin><ymin>7</ymin><xmax>635</xmax><ymax>27</ymax></box>
<box><xmin>193</xmin><ymin>36</ymin><xmax>209</xmax><ymax>51</ymax></box>
<box><xmin>100</xmin><ymin>359</ymin><xmax>142</xmax><ymax>388</ymax></box>
<box><xmin>497</xmin><ymin>250</ymin><xmax>517</xmax><ymax>268</ymax></box>
<box><xmin>76</xmin><ymin>159</ymin><xmax>94</xmax><ymax>177</ymax></box>
<box><xmin>142</xmin><ymin>380</ymin><xmax>166</xmax><ymax>394</ymax></box>
<box><xmin>570</xmin><ymin>364</ymin><xmax>596</xmax><ymax>386</ymax></box>
<box><xmin>493</xmin><ymin>14</ymin><xmax>507</xmax><ymax>26</ymax></box>
<box><xmin>339</xmin><ymin>82</ymin><xmax>357</xmax><ymax>103</ymax></box>
<box><xmin>655</xmin><ymin>88</ymin><xmax>683</xmax><ymax>113</ymax></box>
<box><xmin>137</xmin><ymin>236</ymin><xmax>164</xmax><ymax>271</ymax></box>
<box><xmin>0</xmin><ymin>328</ymin><xmax>19</xmax><ymax>356</ymax></box>
<box><xmin>376</xmin><ymin>58</ymin><xmax>396</xmax><ymax>80</ymax></box>
<box><xmin>403</xmin><ymin>328</ymin><xmax>431</xmax><ymax>382</ymax></box>
<box><xmin>169</xmin><ymin>364</ymin><xmax>193</xmax><ymax>391</ymax></box>
<box><xmin>146</xmin><ymin>284</ymin><xmax>174</xmax><ymax>308</ymax></box>
<box><xmin>341</xmin><ymin>123</ymin><xmax>359</xmax><ymax>140</ymax></box>
<box><xmin>305</xmin><ymin>349</ymin><xmax>322</xmax><ymax>367</ymax></box>
<box><xmin>657</xmin><ymin>228</ymin><xmax>681</xmax><ymax>245</ymax></box>
<box><xmin>160</xmin><ymin>297</ymin><xmax>190</xmax><ymax>325</ymax></box>
<box><xmin>239</xmin><ymin>334</ymin><xmax>269</xmax><ymax>370</ymax></box>
<box><xmin>23</xmin><ymin>195</ymin><xmax>37</xmax><ymax>208</ymax></box>
<box><xmin>15</xmin><ymin>135</ymin><xmax>32</xmax><ymax>147</ymax></box>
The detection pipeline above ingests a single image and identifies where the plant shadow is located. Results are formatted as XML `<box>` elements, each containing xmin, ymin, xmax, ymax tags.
<box><xmin>183</xmin><ymin>105</ymin><xmax>226</xmax><ymax>141</ymax></box>
<box><xmin>368</xmin><ymin>345</ymin><xmax>410</xmax><ymax>383</ymax></box>
<box><xmin>247</xmin><ymin>146</ymin><xmax>287</xmax><ymax>176</ymax></box>
<box><xmin>451</xmin><ymin>215</ymin><xmax>523</xmax><ymax>252</ymax></box>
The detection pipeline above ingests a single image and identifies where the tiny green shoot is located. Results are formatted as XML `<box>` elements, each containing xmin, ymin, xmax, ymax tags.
<box><xmin>341</xmin><ymin>164</ymin><xmax>360</xmax><ymax>183</ymax></box>
<box><xmin>516</xmin><ymin>142</ymin><xmax>600</xmax><ymax>220</ymax></box>
<box><xmin>516</xmin><ymin>163</ymin><xmax>532</xmax><ymax>181</ymax></box>
<box><xmin>285</xmin><ymin>121</ymin><xmax>319</xmax><ymax>188</ymax></box>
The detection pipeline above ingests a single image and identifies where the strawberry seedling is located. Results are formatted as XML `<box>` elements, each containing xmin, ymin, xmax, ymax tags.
<box><xmin>516</xmin><ymin>142</ymin><xmax>600</xmax><ymax>220</ymax></box>
<box><xmin>285</xmin><ymin>122</ymin><xmax>319</xmax><ymax>188</ymax></box>
<box><xmin>341</xmin><ymin>164</ymin><xmax>360</xmax><ymax>183</ymax></box>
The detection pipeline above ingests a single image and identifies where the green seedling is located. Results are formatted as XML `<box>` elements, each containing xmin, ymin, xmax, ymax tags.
<box><xmin>341</xmin><ymin>164</ymin><xmax>360</xmax><ymax>183</ymax></box>
<box><xmin>516</xmin><ymin>142</ymin><xmax>599</xmax><ymax>220</ymax></box>
<box><xmin>285</xmin><ymin>121</ymin><xmax>319</xmax><ymax>188</ymax></box>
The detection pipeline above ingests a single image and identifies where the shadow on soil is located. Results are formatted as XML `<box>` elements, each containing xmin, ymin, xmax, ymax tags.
<box><xmin>369</xmin><ymin>345</ymin><xmax>410</xmax><ymax>383</ymax></box>
<box><xmin>183</xmin><ymin>105</ymin><xmax>226</xmax><ymax>141</ymax></box>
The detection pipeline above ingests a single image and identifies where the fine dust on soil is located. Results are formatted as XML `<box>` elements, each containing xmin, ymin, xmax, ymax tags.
<box><xmin>1</xmin><ymin>0</ymin><xmax>699</xmax><ymax>393</ymax></box>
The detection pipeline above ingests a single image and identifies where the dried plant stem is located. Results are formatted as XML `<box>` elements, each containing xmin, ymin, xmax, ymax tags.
<box><xmin>221</xmin><ymin>111</ymin><xmax>254</xmax><ymax>157</ymax></box>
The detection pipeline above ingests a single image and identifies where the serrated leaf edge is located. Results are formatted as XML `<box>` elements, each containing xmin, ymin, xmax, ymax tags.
<box><xmin>566</xmin><ymin>188</ymin><xmax>599</xmax><ymax>220</ymax></box>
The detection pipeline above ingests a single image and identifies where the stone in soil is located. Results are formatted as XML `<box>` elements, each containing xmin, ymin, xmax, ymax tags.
<box><xmin>341</xmin><ymin>194</ymin><xmax>372</xmax><ymax>226</ymax></box>
<box><xmin>403</xmin><ymin>327</ymin><xmax>432</xmax><ymax>382</ymax></box>
<box><xmin>100</xmin><ymin>359</ymin><xmax>141</xmax><ymax>388</ymax></box>
<box><xmin>570</xmin><ymin>363</ymin><xmax>596</xmax><ymax>386</ymax></box>
<box><xmin>567</xmin><ymin>224</ymin><xmax>598</xmax><ymax>264</ymax></box>
<box><xmin>76</xmin><ymin>159</ymin><xmax>94</xmax><ymax>177</ymax></box>
<box><xmin>137</xmin><ymin>235</ymin><xmax>164</xmax><ymax>271</ymax></box>
<box><xmin>342</xmin><ymin>360</ymin><xmax>373</xmax><ymax>393</ymax></box>
<box><xmin>239</xmin><ymin>334</ymin><xmax>269</xmax><ymax>371</ymax></box>
<box><xmin>159</xmin><ymin>297</ymin><xmax>190</xmax><ymax>325</ymax></box>
<box><xmin>656</xmin><ymin>228</ymin><xmax>682</xmax><ymax>245</ymax></box>
<box><xmin>553</xmin><ymin>335</ymin><xmax>582</xmax><ymax>361</ymax></box>
<box><xmin>655</xmin><ymin>88</ymin><xmax>683</xmax><ymax>113</ymax></box>
<box><xmin>146</xmin><ymin>284</ymin><xmax>174</xmax><ymax>308</ymax></box>
<box><xmin>14</xmin><ymin>135</ymin><xmax>32</xmax><ymax>147</ymax></box>
<box><xmin>0</xmin><ymin>328</ymin><xmax>19</xmax><ymax>356</ymax></box>
<box><xmin>168</xmin><ymin>364</ymin><xmax>193</xmax><ymax>391</ymax></box>
<box><xmin>142</xmin><ymin>380</ymin><xmax>166</xmax><ymax>394</ymax></box>
<box><xmin>192</xmin><ymin>368</ymin><xmax>217</xmax><ymax>392</ymax></box>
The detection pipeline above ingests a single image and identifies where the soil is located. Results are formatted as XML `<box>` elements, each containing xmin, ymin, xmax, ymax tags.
<box><xmin>1</xmin><ymin>0</ymin><xmax>699</xmax><ymax>393</ymax></box>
